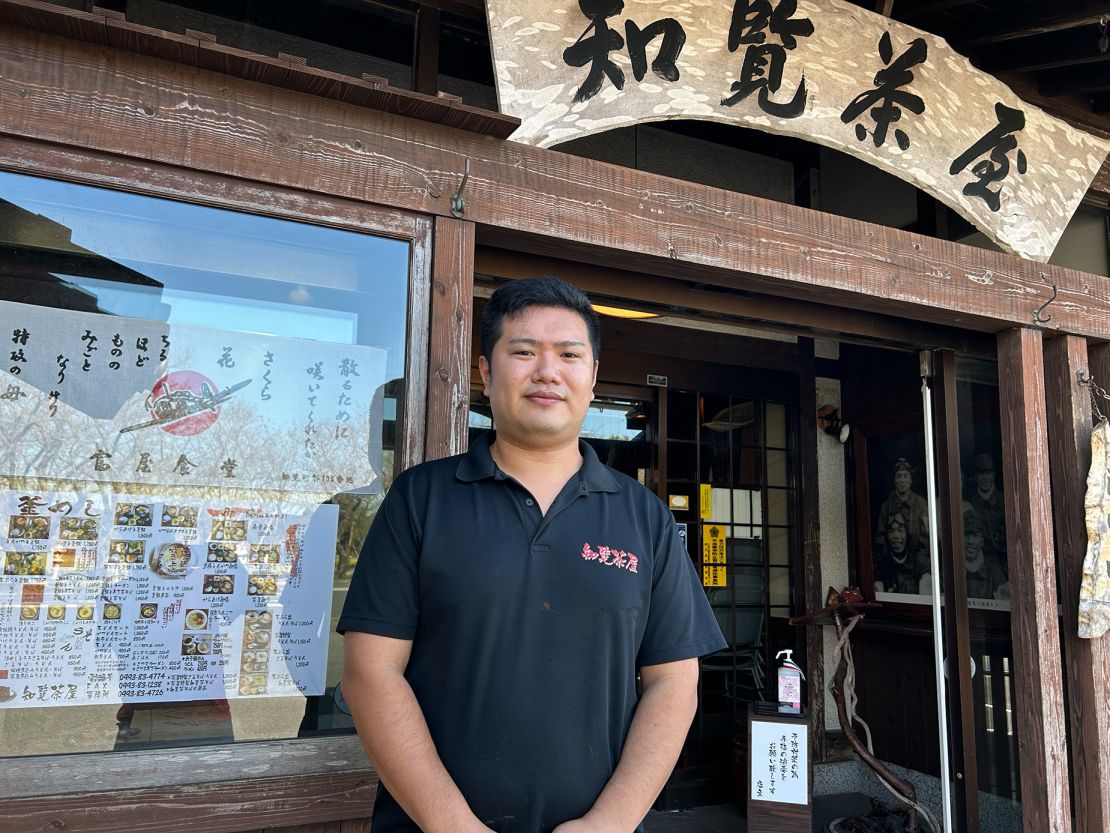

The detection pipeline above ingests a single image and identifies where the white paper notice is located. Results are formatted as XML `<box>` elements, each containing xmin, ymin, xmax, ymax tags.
<box><xmin>750</xmin><ymin>721</ymin><xmax>808</xmax><ymax>805</ymax></box>
<box><xmin>0</xmin><ymin>300</ymin><xmax>388</xmax><ymax>494</ymax></box>
<box><xmin>0</xmin><ymin>488</ymin><xmax>338</xmax><ymax>708</ymax></box>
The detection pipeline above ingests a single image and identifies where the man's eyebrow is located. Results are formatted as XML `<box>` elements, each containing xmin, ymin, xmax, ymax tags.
<box><xmin>506</xmin><ymin>337</ymin><xmax>587</xmax><ymax>347</ymax></box>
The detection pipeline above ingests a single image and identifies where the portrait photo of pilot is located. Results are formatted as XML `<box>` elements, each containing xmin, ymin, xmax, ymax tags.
<box><xmin>873</xmin><ymin>456</ymin><xmax>930</xmax><ymax>595</ymax></box>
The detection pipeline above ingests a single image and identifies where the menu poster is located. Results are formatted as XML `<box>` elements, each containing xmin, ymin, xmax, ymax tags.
<box><xmin>0</xmin><ymin>489</ymin><xmax>338</xmax><ymax>708</ymax></box>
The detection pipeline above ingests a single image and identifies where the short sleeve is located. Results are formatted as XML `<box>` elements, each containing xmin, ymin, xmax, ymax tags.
<box><xmin>636</xmin><ymin>515</ymin><xmax>727</xmax><ymax>666</ymax></box>
<box><xmin>336</xmin><ymin>477</ymin><xmax>422</xmax><ymax>638</ymax></box>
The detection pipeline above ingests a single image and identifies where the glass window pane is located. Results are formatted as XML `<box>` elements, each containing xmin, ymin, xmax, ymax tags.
<box><xmin>767</xmin><ymin>487</ymin><xmax>791</xmax><ymax>526</ymax></box>
<box><xmin>766</xmin><ymin>450</ymin><xmax>790</xmax><ymax>487</ymax></box>
<box><xmin>769</xmin><ymin>526</ymin><xmax>790</xmax><ymax>566</ymax></box>
<box><xmin>769</xmin><ymin>566</ymin><xmax>791</xmax><ymax>607</ymax></box>
<box><xmin>0</xmin><ymin>171</ymin><xmax>412</xmax><ymax>757</ymax></box>
<box><xmin>667</xmin><ymin>389</ymin><xmax>698</xmax><ymax>441</ymax></box>
<box><xmin>667</xmin><ymin>440</ymin><xmax>697</xmax><ymax>482</ymax></box>
<box><xmin>765</xmin><ymin>402</ymin><xmax>787</xmax><ymax>448</ymax></box>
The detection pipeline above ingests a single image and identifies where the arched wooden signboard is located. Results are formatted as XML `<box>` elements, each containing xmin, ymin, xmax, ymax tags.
<box><xmin>485</xmin><ymin>0</ymin><xmax>1110</xmax><ymax>261</ymax></box>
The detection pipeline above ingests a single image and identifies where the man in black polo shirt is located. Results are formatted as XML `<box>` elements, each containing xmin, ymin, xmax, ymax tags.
<box><xmin>339</xmin><ymin>277</ymin><xmax>725</xmax><ymax>833</ymax></box>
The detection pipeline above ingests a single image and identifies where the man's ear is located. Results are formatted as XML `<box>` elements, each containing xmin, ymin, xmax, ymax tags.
<box><xmin>479</xmin><ymin>355</ymin><xmax>492</xmax><ymax>396</ymax></box>
<box><xmin>590</xmin><ymin>359</ymin><xmax>599</xmax><ymax>402</ymax></box>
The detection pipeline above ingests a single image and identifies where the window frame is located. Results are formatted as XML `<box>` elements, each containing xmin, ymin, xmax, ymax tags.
<box><xmin>0</xmin><ymin>140</ymin><xmax>434</xmax><ymax>812</ymax></box>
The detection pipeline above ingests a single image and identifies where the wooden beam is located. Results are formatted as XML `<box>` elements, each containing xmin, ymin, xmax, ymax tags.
<box><xmin>1</xmin><ymin>24</ymin><xmax>1109</xmax><ymax>340</ymax></box>
<box><xmin>426</xmin><ymin>216</ymin><xmax>475</xmax><ymax>460</ymax></box>
<box><xmin>874</xmin><ymin>0</ymin><xmax>895</xmax><ymax>18</ymax></box>
<box><xmin>1040</xmin><ymin>62</ymin><xmax>1110</xmax><ymax>97</ymax></box>
<box><xmin>797</xmin><ymin>337</ymin><xmax>825</xmax><ymax>763</ymax></box>
<box><xmin>411</xmin><ymin>5</ymin><xmax>440</xmax><ymax>96</ymax></box>
<box><xmin>975</xmin><ymin>29</ymin><xmax>1110</xmax><ymax>75</ymax></box>
<box><xmin>0</xmin><ymin>0</ymin><xmax>519</xmax><ymax>138</ymax></box>
<box><xmin>996</xmin><ymin>327</ymin><xmax>1071</xmax><ymax>833</ymax></box>
<box><xmin>1045</xmin><ymin>335</ymin><xmax>1110</xmax><ymax>833</ymax></box>
<box><xmin>957</xmin><ymin>1</ymin><xmax>1110</xmax><ymax>49</ymax></box>
<box><xmin>363</xmin><ymin>0</ymin><xmax>485</xmax><ymax>22</ymax></box>
<box><xmin>901</xmin><ymin>0</ymin><xmax>980</xmax><ymax>20</ymax></box>
<box><xmin>475</xmin><ymin>247</ymin><xmax>997</xmax><ymax>355</ymax></box>
<box><xmin>0</xmin><ymin>771</ymin><xmax>377</xmax><ymax>833</ymax></box>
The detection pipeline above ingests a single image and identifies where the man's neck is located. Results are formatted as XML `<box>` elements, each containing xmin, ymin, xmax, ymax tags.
<box><xmin>977</xmin><ymin>484</ymin><xmax>995</xmax><ymax>501</ymax></box>
<box><xmin>490</xmin><ymin>433</ymin><xmax>583</xmax><ymax>486</ymax></box>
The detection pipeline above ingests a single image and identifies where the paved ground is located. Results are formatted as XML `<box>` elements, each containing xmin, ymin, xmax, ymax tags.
<box><xmin>643</xmin><ymin>803</ymin><xmax>747</xmax><ymax>833</ymax></box>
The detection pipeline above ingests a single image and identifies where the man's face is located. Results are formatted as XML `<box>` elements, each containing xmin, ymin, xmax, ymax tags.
<box><xmin>479</xmin><ymin>305</ymin><xmax>598</xmax><ymax>450</ymax></box>
<box><xmin>964</xmin><ymin>529</ymin><xmax>984</xmax><ymax>567</ymax></box>
<box><xmin>894</xmin><ymin>469</ymin><xmax>912</xmax><ymax>496</ymax></box>
<box><xmin>886</xmin><ymin>522</ymin><xmax>907</xmax><ymax>555</ymax></box>
<box><xmin>976</xmin><ymin>468</ymin><xmax>995</xmax><ymax>492</ymax></box>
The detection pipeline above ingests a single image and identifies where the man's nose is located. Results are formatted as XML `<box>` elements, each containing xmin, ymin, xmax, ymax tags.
<box><xmin>532</xmin><ymin>351</ymin><xmax>561</xmax><ymax>382</ymax></box>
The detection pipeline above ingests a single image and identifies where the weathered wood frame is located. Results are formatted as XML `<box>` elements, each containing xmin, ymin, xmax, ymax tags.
<box><xmin>0</xmin><ymin>8</ymin><xmax>1104</xmax><ymax>833</ymax></box>
<box><xmin>0</xmin><ymin>148</ymin><xmax>447</xmax><ymax>833</ymax></box>
<box><xmin>1044</xmin><ymin>335</ymin><xmax>1110</xmax><ymax>833</ymax></box>
<box><xmin>997</xmin><ymin>328</ymin><xmax>1071</xmax><ymax>833</ymax></box>
<box><xmin>0</xmin><ymin>20</ymin><xmax>1107</xmax><ymax>340</ymax></box>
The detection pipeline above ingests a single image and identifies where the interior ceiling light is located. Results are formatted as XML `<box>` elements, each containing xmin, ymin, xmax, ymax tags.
<box><xmin>591</xmin><ymin>304</ymin><xmax>660</xmax><ymax>319</ymax></box>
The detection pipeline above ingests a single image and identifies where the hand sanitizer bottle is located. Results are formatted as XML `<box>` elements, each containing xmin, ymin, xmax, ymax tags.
<box><xmin>776</xmin><ymin>649</ymin><xmax>804</xmax><ymax>714</ymax></box>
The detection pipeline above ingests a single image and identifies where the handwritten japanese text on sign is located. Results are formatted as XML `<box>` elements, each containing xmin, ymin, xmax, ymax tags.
<box><xmin>750</xmin><ymin>721</ymin><xmax>808</xmax><ymax>805</ymax></box>
<box><xmin>486</xmin><ymin>0</ymin><xmax>1110</xmax><ymax>261</ymax></box>
<box><xmin>0</xmin><ymin>301</ymin><xmax>387</xmax><ymax>494</ymax></box>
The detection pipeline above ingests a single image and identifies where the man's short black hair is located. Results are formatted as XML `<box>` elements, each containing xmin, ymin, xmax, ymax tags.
<box><xmin>481</xmin><ymin>276</ymin><xmax>601</xmax><ymax>362</ymax></box>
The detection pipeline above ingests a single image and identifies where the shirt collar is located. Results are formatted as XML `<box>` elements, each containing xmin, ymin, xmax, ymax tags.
<box><xmin>456</xmin><ymin>430</ymin><xmax>620</xmax><ymax>494</ymax></box>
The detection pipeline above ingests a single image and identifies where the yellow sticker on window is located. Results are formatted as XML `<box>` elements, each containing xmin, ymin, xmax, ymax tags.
<box><xmin>699</xmin><ymin>483</ymin><xmax>712</xmax><ymax>519</ymax></box>
<box><xmin>702</xmin><ymin>564</ymin><xmax>727</xmax><ymax>587</ymax></box>
<box><xmin>703</xmin><ymin>524</ymin><xmax>727</xmax><ymax>564</ymax></box>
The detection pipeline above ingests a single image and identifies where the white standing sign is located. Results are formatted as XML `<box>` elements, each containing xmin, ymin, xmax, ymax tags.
<box><xmin>750</xmin><ymin>720</ymin><xmax>808</xmax><ymax>805</ymax></box>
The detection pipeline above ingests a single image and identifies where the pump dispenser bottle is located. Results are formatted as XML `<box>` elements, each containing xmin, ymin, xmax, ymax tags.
<box><xmin>775</xmin><ymin>649</ymin><xmax>804</xmax><ymax>714</ymax></box>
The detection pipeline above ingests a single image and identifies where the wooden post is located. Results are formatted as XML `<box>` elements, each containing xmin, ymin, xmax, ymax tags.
<box><xmin>996</xmin><ymin>328</ymin><xmax>1071</xmax><ymax>833</ymax></box>
<box><xmin>1046</xmin><ymin>336</ymin><xmax>1110</xmax><ymax>833</ymax></box>
<box><xmin>425</xmin><ymin>216</ymin><xmax>474</xmax><ymax>460</ymax></box>
<box><xmin>411</xmin><ymin>6</ymin><xmax>441</xmax><ymax>96</ymax></box>
<box><xmin>796</xmin><ymin>338</ymin><xmax>825</xmax><ymax>761</ymax></box>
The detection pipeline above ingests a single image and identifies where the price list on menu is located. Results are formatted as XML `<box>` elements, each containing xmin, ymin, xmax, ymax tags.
<box><xmin>0</xmin><ymin>489</ymin><xmax>337</xmax><ymax>708</ymax></box>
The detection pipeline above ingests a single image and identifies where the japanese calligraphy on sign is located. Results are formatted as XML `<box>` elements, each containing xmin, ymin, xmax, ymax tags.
<box><xmin>486</xmin><ymin>0</ymin><xmax>1110</xmax><ymax>261</ymax></box>
<box><xmin>0</xmin><ymin>301</ymin><xmax>387</xmax><ymax>494</ymax></box>
<box><xmin>750</xmin><ymin>720</ymin><xmax>808</xmax><ymax>805</ymax></box>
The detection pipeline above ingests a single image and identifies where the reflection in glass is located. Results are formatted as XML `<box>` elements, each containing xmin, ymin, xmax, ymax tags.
<box><xmin>0</xmin><ymin>171</ymin><xmax>411</xmax><ymax>757</ymax></box>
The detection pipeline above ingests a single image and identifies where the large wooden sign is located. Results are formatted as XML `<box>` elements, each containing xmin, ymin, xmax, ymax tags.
<box><xmin>485</xmin><ymin>0</ymin><xmax>1110</xmax><ymax>261</ymax></box>
<box><xmin>1080</xmin><ymin>418</ymin><xmax>1110</xmax><ymax>639</ymax></box>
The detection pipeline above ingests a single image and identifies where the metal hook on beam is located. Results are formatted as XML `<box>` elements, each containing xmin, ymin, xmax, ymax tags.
<box><xmin>450</xmin><ymin>158</ymin><xmax>471</xmax><ymax>219</ymax></box>
<box><xmin>1032</xmin><ymin>283</ymin><xmax>1058</xmax><ymax>325</ymax></box>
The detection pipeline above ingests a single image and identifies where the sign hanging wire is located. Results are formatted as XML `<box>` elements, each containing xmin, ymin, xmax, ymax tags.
<box><xmin>1077</xmin><ymin>371</ymin><xmax>1109</xmax><ymax>423</ymax></box>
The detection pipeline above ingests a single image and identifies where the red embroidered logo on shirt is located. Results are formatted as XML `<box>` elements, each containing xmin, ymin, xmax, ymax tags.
<box><xmin>581</xmin><ymin>542</ymin><xmax>638</xmax><ymax>573</ymax></box>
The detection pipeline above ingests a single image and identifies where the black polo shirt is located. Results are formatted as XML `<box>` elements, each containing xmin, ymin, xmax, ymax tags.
<box><xmin>338</xmin><ymin>431</ymin><xmax>725</xmax><ymax>833</ymax></box>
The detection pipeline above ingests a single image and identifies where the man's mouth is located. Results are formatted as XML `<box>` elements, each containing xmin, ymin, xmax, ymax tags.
<box><xmin>526</xmin><ymin>391</ymin><xmax>564</xmax><ymax>403</ymax></box>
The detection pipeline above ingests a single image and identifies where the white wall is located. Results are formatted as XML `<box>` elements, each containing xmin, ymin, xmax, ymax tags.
<box><xmin>815</xmin><ymin>373</ymin><xmax>851</xmax><ymax>731</ymax></box>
